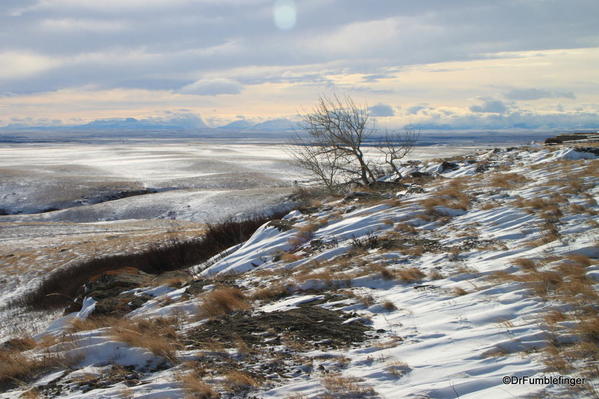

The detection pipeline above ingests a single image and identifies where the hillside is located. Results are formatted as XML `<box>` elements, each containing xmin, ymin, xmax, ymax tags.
<box><xmin>1</xmin><ymin>145</ymin><xmax>598</xmax><ymax>399</ymax></box>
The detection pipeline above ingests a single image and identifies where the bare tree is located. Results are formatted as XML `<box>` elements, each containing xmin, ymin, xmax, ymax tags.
<box><xmin>289</xmin><ymin>94</ymin><xmax>417</xmax><ymax>192</ymax></box>
<box><xmin>300</xmin><ymin>95</ymin><xmax>376</xmax><ymax>185</ymax></box>
<box><xmin>377</xmin><ymin>129</ymin><xmax>418</xmax><ymax>176</ymax></box>
<box><xmin>289</xmin><ymin>139</ymin><xmax>349</xmax><ymax>193</ymax></box>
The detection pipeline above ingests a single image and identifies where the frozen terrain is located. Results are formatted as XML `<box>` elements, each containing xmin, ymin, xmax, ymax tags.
<box><xmin>0</xmin><ymin>142</ymin><xmax>478</xmax><ymax>335</ymax></box>
<box><xmin>1</xmin><ymin>143</ymin><xmax>597</xmax><ymax>398</ymax></box>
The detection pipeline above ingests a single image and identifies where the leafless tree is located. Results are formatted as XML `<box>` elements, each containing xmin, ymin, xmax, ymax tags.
<box><xmin>377</xmin><ymin>129</ymin><xmax>418</xmax><ymax>176</ymax></box>
<box><xmin>289</xmin><ymin>139</ymin><xmax>349</xmax><ymax>193</ymax></box>
<box><xmin>289</xmin><ymin>94</ymin><xmax>417</xmax><ymax>193</ymax></box>
<box><xmin>300</xmin><ymin>95</ymin><xmax>376</xmax><ymax>184</ymax></box>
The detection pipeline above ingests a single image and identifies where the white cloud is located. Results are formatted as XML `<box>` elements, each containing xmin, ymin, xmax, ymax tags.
<box><xmin>179</xmin><ymin>78</ymin><xmax>243</xmax><ymax>95</ymax></box>
<box><xmin>470</xmin><ymin>99</ymin><xmax>509</xmax><ymax>114</ymax></box>
<box><xmin>40</xmin><ymin>18</ymin><xmax>128</xmax><ymax>32</ymax></box>
<box><xmin>368</xmin><ymin>103</ymin><xmax>395</xmax><ymax>117</ymax></box>
<box><xmin>505</xmin><ymin>88</ymin><xmax>576</xmax><ymax>101</ymax></box>
<box><xmin>0</xmin><ymin>51</ymin><xmax>60</xmax><ymax>79</ymax></box>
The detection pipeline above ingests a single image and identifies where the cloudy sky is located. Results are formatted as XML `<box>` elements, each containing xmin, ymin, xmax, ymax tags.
<box><xmin>1</xmin><ymin>0</ymin><xmax>599</xmax><ymax>129</ymax></box>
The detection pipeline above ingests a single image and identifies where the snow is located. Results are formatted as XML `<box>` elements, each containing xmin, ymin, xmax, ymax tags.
<box><xmin>1</xmin><ymin>143</ymin><xmax>598</xmax><ymax>398</ymax></box>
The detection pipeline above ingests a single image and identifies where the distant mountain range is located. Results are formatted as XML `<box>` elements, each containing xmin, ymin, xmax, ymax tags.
<box><xmin>218</xmin><ymin>118</ymin><xmax>299</xmax><ymax>131</ymax></box>
<box><xmin>0</xmin><ymin>115</ymin><xmax>300</xmax><ymax>133</ymax></box>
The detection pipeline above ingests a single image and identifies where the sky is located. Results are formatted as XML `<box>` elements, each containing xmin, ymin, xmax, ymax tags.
<box><xmin>1</xmin><ymin>0</ymin><xmax>599</xmax><ymax>130</ymax></box>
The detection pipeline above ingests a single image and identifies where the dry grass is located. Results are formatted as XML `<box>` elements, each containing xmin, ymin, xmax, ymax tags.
<box><xmin>567</xmin><ymin>254</ymin><xmax>593</xmax><ymax>267</ymax></box>
<box><xmin>198</xmin><ymin>287</ymin><xmax>251</xmax><ymax>318</ymax></box>
<box><xmin>401</xmin><ymin>245</ymin><xmax>424</xmax><ymax>257</ymax></box>
<box><xmin>2</xmin><ymin>336</ymin><xmax>36</xmax><ymax>352</ymax></box>
<box><xmin>394</xmin><ymin>223</ymin><xmax>417</xmax><ymax>234</ymax></box>
<box><xmin>489</xmin><ymin>172</ymin><xmax>529</xmax><ymax>189</ymax></box>
<box><xmin>366</xmin><ymin>264</ymin><xmax>395</xmax><ymax>280</ymax></box>
<box><xmin>180</xmin><ymin>371</ymin><xmax>218</xmax><ymax>399</ymax></box>
<box><xmin>224</xmin><ymin>371</ymin><xmax>260</xmax><ymax>392</ymax></box>
<box><xmin>251</xmin><ymin>283</ymin><xmax>290</xmax><ymax>302</ymax></box>
<box><xmin>297</xmin><ymin>222</ymin><xmax>319</xmax><ymax>234</ymax></box>
<box><xmin>385</xmin><ymin>360</ymin><xmax>410</xmax><ymax>378</ymax></box>
<box><xmin>480</xmin><ymin>201</ymin><xmax>501</xmax><ymax>210</ymax></box>
<box><xmin>110</xmin><ymin>317</ymin><xmax>181</xmax><ymax>363</ymax></box>
<box><xmin>0</xmin><ymin>348</ymin><xmax>68</xmax><ymax>389</ymax></box>
<box><xmin>382</xmin><ymin>301</ymin><xmax>397</xmax><ymax>311</ymax></box>
<box><xmin>69</xmin><ymin>316</ymin><xmax>114</xmax><ymax>332</ymax></box>
<box><xmin>453</xmin><ymin>287</ymin><xmax>468</xmax><ymax>296</ymax></box>
<box><xmin>279</xmin><ymin>252</ymin><xmax>303</xmax><ymax>263</ymax></box>
<box><xmin>512</xmin><ymin>258</ymin><xmax>538</xmax><ymax>272</ymax></box>
<box><xmin>428</xmin><ymin>270</ymin><xmax>444</xmax><ymax>280</ymax></box>
<box><xmin>321</xmin><ymin>374</ymin><xmax>377</xmax><ymax>398</ymax></box>
<box><xmin>396</xmin><ymin>267</ymin><xmax>425</xmax><ymax>283</ymax></box>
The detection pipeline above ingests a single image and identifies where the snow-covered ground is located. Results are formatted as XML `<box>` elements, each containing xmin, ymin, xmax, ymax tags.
<box><xmin>1</xmin><ymin>144</ymin><xmax>597</xmax><ymax>398</ymax></box>
<box><xmin>0</xmin><ymin>143</ymin><xmax>478</xmax><ymax>337</ymax></box>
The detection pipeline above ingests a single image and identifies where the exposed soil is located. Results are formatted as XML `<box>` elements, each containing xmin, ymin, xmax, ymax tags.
<box><xmin>65</xmin><ymin>270</ymin><xmax>154</xmax><ymax>316</ymax></box>
<box><xmin>185</xmin><ymin>304</ymin><xmax>371</xmax><ymax>350</ymax></box>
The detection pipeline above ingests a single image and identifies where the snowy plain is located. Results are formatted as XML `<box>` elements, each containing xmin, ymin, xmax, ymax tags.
<box><xmin>2</xmin><ymin>141</ymin><xmax>597</xmax><ymax>398</ymax></box>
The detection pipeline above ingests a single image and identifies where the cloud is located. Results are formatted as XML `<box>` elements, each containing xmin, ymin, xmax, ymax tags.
<box><xmin>505</xmin><ymin>88</ymin><xmax>576</xmax><ymax>101</ymax></box>
<box><xmin>1</xmin><ymin>0</ymin><xmax>599</xmax><ymax>121</ymax></box>
<box><xmin>0</xmin><ymin>51</ymin><xmax>60</xmax><ymax>80</ymax></box>
<box><xmin>40</xmin><ymin>18</ymin><xmax>128</xmax><ymax>32</ymax></box>
<box><xmin>405</xmin><ymin>106</ymin><xmax>599</xmax><ymax>131</ymax></box>
<box><xmin>368</xmin><ymin>103</ymin><xmax>394</xmax><ymax>117</ymax></box>
<box><xmin>469</xmin><ymin>99</ymin><xmax>509</xmax><ymax>114</ymax></box>
<box><xmin>179</xmin><ymin>78</ymin><xmax>243</xmax><ymax>95</ymax></box>
<box><xmin>407</xmin><ymin>104</ymin><xmax>429</xmax><ymax>115</ymax></box>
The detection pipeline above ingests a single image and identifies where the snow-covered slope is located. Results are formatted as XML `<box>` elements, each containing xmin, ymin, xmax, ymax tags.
<box><xmin>1</xmin><ymin>145</ymin><xmax>597</xmax><ymax>398</ymax></box>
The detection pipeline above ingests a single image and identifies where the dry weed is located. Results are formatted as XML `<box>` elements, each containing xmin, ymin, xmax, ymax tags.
<box><xmin>199</xmin><ymin>287</ymin><xmax>251</xmax><ymax>318</ymax></box>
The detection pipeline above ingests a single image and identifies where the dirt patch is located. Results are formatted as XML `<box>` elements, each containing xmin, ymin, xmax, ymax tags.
<box><xmin>65</xmin><ymin>270</ymin><xmax>153</xmax><ymax>316</ymax></box>
<box><xmin>185</xmin><ymin>304</ymin><xmax>370</xmax><ymax>350</ymax></box>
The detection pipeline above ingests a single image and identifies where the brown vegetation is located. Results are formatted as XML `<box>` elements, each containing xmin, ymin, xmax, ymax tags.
<box><xmin>15</xmin><ymin>213</ymin><xmax>286</xmax><ymax>310</ymax></box>
<box><xmin>198</xmin><ymin>287</ymin><xmax>251</xmax><ymax>318</ymax></box>
<box><xmin>111</xmin><ymin>317</ymin><xmax>182</xmax><ymax>363</ymax></box>
<box><xmin>489</xmin><ymin>172</ymin><xmax>529</xmax><ymax>189</ymax></box>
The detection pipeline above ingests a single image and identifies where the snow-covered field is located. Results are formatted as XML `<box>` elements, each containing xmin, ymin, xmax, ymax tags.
<box><xmin>0</xmin><ymin>142</ymin><xmax>477</xmax><ymax>335</ymax></box>
<box><xmin>1</xmin><ymin>143</ymin><xmax>597</xmax><ymax>398</ymax></box>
